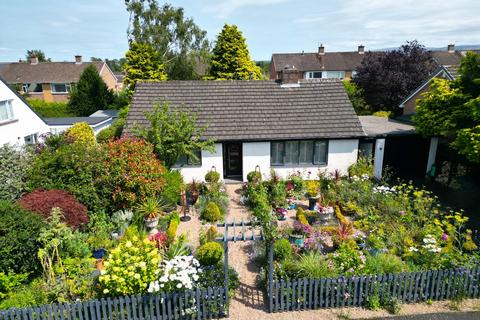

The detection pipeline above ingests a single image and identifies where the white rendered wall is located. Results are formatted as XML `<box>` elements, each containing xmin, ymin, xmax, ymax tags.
<box><xmin>242</xmin><ymin>142</ymin><xmax>271</xmax><ymax>182</ymax></box>
<box><xmin>48</xmin><ymin>119</ymin><xmax>115</xmax><ymax>136</ymax></box>
<box><xmin>243</xmin><ymin>139</ymin><xmax>359</xmax><ymax>181</ymax></box>
<box><xmin>177</xmin><ymin>143</ymin><xmax>224</xmax><ymax>183</ymax></box>
<box><xmin>373</xmin><ymin>138</ymin><xmax>385</xmax><ymax>179</ymax></box>
<box><xmin>0</xmin><ymin>81</ymin><xmax>49</xmax><ymax>146</ymax></box>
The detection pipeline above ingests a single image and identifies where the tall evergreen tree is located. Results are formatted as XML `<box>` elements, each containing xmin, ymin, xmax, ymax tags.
<box><xmin>207</xmin><ymin>24</ymin><xmax>262</xmax><ymax>80</ymax></box>
<box><xmin>123</xmin><ymin>42</ymin><xmax>167</xmax><ymax>99</ymax></box>
<box><xmin>68</xmin><ymin>65</ymin><xmax>114</xmax><ymax>116</ymax></box>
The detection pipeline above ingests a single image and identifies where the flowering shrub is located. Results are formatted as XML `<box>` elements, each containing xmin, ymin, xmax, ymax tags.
<box><xmin>148</xmin><ymin>256</ymin><xmax>201</xmax><ymax>292</ymax></box>
<box><xmin>18</xmin><ymin>189</ymin><xmax>88</xmax><ymax>229</ymax></box>
<box><xmin>148</xmin><ymin>232</ymin><xmax>168</xmax><ymax>249</ymax></box>
<box><xmin>331</xmin><ymin>243</ymin><xmax>366</xmax><ymax>275</ymax></box>
<box><xmin>0</xmin><ymin>144</ymin><xmax>32</xmax><ymax>201</ymax></box>
<box><xmin>99</xmin><ymin>236</ymin><xmax>161</xmax><ymax>296</ymax></box>
<box><xmin>104</xmin><ymin>138</ymin><xmax>166</xmax><ymax>210</ymax></box>
<box><xmin>64</xmin><ymin>122</ymin><xmax>96</xmax><ymax>145</ymax></box>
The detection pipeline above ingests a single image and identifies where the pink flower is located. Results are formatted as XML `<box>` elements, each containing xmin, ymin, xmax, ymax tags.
<box><xmin>441</xmin><ymin>233</ymin><xmax>449</xmax><ymax>241</ymax></box>
<box><xmin>399</xmin><ymin>210</ymin><xmax>406</xmax><ymax>216</ymax></box>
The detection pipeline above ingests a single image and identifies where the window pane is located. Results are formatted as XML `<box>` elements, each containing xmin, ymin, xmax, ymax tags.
<box><xmin>0</xmin><ymin>101</ymin><xmax>12</xmax><ymax>121</ymax></box>
<box><xmin>299</xmin><ymin>141</ymin><xmax>313</xmax><ymax>164</ymax></box>
<box><xmin>52</xmin><ymin>83</ymin><xmax>67</xmax><ymax>93</ymax></box>
<box><xmin>325</xmin><ymin>71</ymin><xmax>345</xmax><ymax>79</ymax></box>
<box><xmin>285</xmin><ymin>141</ymin><xmax>299</xmax><ymax>165</ymax></box>
<box><xmin>176</xmin><ymin>155</ymin><xmax>188</xmax><ymax>166</ymax></box>
<box><xmin>187</xmin><ymin>150</ymin><xmax>201</xmax><ymax>166</ymax></box>
<box><xmin>313</xmin><ymin>140</ymin><xmax>328</xmax><ymax>164</ymax></box>
<box><xmin>271</xmin><ymin>141</ymin><xmax>284</xmax><ymax>165</ymax></box>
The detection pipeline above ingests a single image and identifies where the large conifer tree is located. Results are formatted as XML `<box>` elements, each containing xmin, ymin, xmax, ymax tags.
<box><xmin>68</xmin><ymin>65</ymin><xmax>113</xmax><ymax>116</ymax></box>
<box><xmin>208</xmin><ymin>24</ymin><xmax>262</xmax><ymax>80</ymax></box>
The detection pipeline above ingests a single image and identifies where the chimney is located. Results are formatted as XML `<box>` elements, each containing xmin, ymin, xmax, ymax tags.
<box><xmin>30</xmin><ymin>56</ymin><xmax>38</xmax><ymax>65</ymax></box>
<box><xmin>75</xmin><ymin>55</ymin><xmax>82</xmax><ymax>64</ymax></box>
<box><xmin>358</xmin><ymin>44</ymin><xmax>365</xmax><ymax>54</ymax></box>
<box><xmin>447</xmin><ymin>44</ymin><xmax>455</xmax><ymax>53</ymax></box>
<box><xmin>318</xmin><ymin>44</ymin><xmax>325</xmax><ymax>56</ymax></box>
<box><xmin>280</xmin><ymin>65</ymin><xmax>300</xmax><ymax>85</ymax></box>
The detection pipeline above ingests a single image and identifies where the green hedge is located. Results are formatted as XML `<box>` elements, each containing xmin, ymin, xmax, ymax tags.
<box><xmin>28</xmin><ymin>99</ymin><xmax>77</xmax><ymax>117</ymax></box>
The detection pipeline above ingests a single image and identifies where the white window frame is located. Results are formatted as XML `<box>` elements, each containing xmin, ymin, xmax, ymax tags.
<box><xmin>23</xmin><ymin>83</ymin><xmax>43</xmax><ymax>93</ymax></box>
<box><xmin>0</xmin><ymin>100</ymin><xmax>14</xmax><ymax>122</ymax></box>
<box><xmin>305</xmin><ymin>71</ymin><xmax>323</xmax><ymax>79</ymax></box>
<box><xmin>51</xmin><ymin>83</ymin><xmax>71</xmax><ymax>94</ymax></box>
<box><xmin>24</xmin><ymin>133</ymin><xmax>38</xmax><ymax>145</ymax></box>
<box><xmin>324</xmin><ymin>71</ymin><xmax>345</xmax><ymax>79</ymax></box>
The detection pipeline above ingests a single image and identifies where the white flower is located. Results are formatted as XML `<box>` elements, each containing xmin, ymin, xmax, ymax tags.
<box><xmin>409</xmin><ymin>246</ymin><xmax>418</xmax><ymax>252</ymax></box>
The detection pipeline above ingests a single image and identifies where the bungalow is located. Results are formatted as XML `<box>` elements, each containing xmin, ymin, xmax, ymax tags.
<box><xmin>0</xmin><ymin>55</ymin><xmax>119</xmax><ymax>102</ymax></box>
<box><xmin>0</xmin><ymin>77</ymin><xmax>49</xmax><ymax>146</ymax></box>
<box><xmin>126</xmin><ymin>74</ymin><xmax>366</xmax><ymax>182</ymax></box>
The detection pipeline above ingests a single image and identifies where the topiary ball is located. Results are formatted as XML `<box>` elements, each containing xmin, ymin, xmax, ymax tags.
<box><xmin>205</xmin><ymin>171</ymin><xmax>220</xmax><ymax>183</ymax></box>
<box><xmin>201</xmin><ymin>202</ymin><xmax>223</xmax><ymax>222</ymax></box>
<box><xmin>196</xmin><ymin>241</ymin><xmax>224</xmax><ymax>266</ymax></box>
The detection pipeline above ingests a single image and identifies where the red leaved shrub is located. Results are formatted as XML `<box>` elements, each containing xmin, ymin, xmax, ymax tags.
<box><xmin>18</xmin><ymin>189</ymin><xmax>88</xmax><ymax>229</ymax></box>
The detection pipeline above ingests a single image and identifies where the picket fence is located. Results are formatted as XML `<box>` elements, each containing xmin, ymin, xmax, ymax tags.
<box><xmin>0</xmin><ymin>286</ymin><xmax>227</xmax><ymax>320</ymax></box>
<box><xmin>268</xmin><ymin>266</ymin><xmax>480</xmax><ymax>312</ymax></box>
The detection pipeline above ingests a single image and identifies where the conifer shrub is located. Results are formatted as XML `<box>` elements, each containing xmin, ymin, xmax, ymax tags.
<box><xmin>201</xmin><ymin>202</ymin><xmax>222</xmax><ymax>222</ymax></box>
<box><xmin>196</xmin><ymin>242</ymin><xmax>224</xmax><ymax>266</ymax></box>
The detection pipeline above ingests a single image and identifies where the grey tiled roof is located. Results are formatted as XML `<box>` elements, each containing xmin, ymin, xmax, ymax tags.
<box><xmin>431</xmin><ymin>51</ymin><xmax>463</xmax><ymax>66</ymax></box>
<box><xmin>126</xmin><ymin>79</ymin><xmax>365</xmax><ymax>141</ymax></box>
<box><xmin>0</xmin><ymin>61</ymin><xmax>104</xmax><ymax>83</ymax></box>
<box><xmin>272</xmin><ymin>52</ymin><xmax>366</xmax><ymax>72</ymax></box>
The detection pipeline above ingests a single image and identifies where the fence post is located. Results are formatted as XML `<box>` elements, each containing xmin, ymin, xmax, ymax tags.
<box><xmin>223</xmin><ymin>238</ymin><xmax>229</xmax><ymax>318</ymax></box>
<box><xmin>268</xmin><ymin>240</ymin><xmax>274</xmax><ymax>313</ymax></box>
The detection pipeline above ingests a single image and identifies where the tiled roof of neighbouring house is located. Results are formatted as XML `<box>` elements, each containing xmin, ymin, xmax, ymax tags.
<box><xmin>0</xmin><ymin>61</ymin><xmax>104</xmax><ymax>83</ymax></box>
<box><xmin>430</xmin><ymin>51</ymin><xmax>464</xmax><ymax>66</ymax></box>
<box><xmin>271</xmin><ymin>52</ymin><xmax>367</xmax><ymax>72</ymax></box>
<box><xmin>126</xmin><ymin>79</ymin><xmax>365</xmax><ymax>141</ymax></box>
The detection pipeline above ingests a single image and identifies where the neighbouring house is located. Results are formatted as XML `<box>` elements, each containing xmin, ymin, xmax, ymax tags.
<box><xmin>45</xmin><ymin>109</ymin><xmax>119</xmax><ymax>135</ymax></box>
<box><xmin>0</xmin><ymin>55</ymin><xmax>118</xmax><ymax>102</ymax></box>
<box><xmin>126</xmin><ymin>73</ymin><xmax>366</xmax><ymax>182</ymax></box>
<box><xmin>271</xmin><ymin>44</ymin><xmax>366</xmax><ymax>81</ymax></box>
<box><xmin>399</xmin><ymin>45</ymin><xmax>465</xmax><ymax>115</ymax></box>
<box><xmin>113</xmin><ymin>72</ymin><xmax>124</xmax><ymax>91</ymax></box>
<box><xmin>0</xmin><ymin>77</ymin><xmax>50</xmax><ymax>146</ymax></box>
<box><xmin>358</xmin><ymin>116</ymin><xmax>438</xmax><ymax>179</ymax></box>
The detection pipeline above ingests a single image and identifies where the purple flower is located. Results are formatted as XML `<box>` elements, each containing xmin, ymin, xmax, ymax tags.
<box><xmin>441</xmin><ymin>233</ymin><xmax>449</xmax><ymax>241</ymax></box>
<box><xmin>399</xmin><ymin>210</ymin><xmax>406</xmax><ymax>216</ymax></box>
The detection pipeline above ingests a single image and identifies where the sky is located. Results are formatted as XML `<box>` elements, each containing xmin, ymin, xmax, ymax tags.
<box><xmin>1</xmin><ymin>0</ymin><xmax>480</xmax><ymax>62</ymax></box>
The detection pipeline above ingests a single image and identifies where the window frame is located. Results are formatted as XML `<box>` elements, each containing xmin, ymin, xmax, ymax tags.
<box><xmin>51</xmin><ymin>83</ymin><xmax>71</xmax><ymax>94</ymax></box>
<box><xmin>24</xmin><ymin>133</ymin><xmax>38</xmax><ymax>145</ymax></box>
<box><xmin>0</xmin><ymin>100</ymin><xmax>14</xmax><ymax>122</ymax></box>
<box><xmin>270</xmin><ymin>140</ymin><xmax>329</xmax><ymax>167</ymax></box>
<box><xmin>305</xmin><ymin>71</ymin><xmax>323</xmax><ymax>79</ymax></box>
<box><xmin>22</xmin><ymin>83</ymin><xmax>43</xmax><ymax>93</ymax></box>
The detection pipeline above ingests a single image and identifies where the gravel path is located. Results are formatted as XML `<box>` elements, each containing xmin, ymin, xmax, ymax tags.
<box><xmin>177</xmin><ymin>183</ymin><xmax>480</xmax><ymax>319</ymax></box>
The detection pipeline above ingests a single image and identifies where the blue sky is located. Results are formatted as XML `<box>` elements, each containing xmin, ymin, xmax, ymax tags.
<box><xmin>1</xmin><ymin>0</ymin><xmax>480</xmax><ymax>62</ymax></box>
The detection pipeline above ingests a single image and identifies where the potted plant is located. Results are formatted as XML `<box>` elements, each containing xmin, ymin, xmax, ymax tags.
<box><xmin>366</xmin><ymin>234</ymin><xmax>385</xmax><ymax>256</ymax></box>
<box><xmin>88</xmin><ymin>232</ymin><xmax>112</xmax><ymax>260</ymax></box>
<box><xmin>138</xmin><ymin>198</ymin><xmax>164</xmax><ymax>233</ymax></box>
<box><xmin>288</xmin><ymin>221</ymin><xmax>310</xmax><ymax>247</ymax></box>
<box><xmin>187</xmin><ymin>179</ymin><xmax>200</xmax><ymax>205</ymax></box>
<box><xmin>306</xmin><ymin>180</ymin><xmax>320</xmax><ymax>210</ymax></box>
<box><xmin>317</xmin><ymin>204</ymin><xmax>335</xmax><ymax>224</ymax></box>
<box><xmin>275</xmin><ymin>207</ymin><xmax>287</xmax><ymax>221</ymax></box>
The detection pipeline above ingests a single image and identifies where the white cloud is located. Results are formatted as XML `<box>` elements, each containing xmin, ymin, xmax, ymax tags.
<box><xmin>204</xmin><ymin>0</ymin><xmax>289</xmax><ymax>18</ymax></box>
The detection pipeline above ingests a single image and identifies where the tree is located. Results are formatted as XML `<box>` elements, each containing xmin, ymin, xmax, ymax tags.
<box><xmin>207</xmin><ymin>24</ymin><xmax>262</xmax><ymax>80</ymax></box>
<box><xmin>414</xmin><ymin>52</ymin><xmax>480</xmax><ymax>163</ymax></box>
<box><xmin>125</xmin><ymin>0</ymin><xmax>209</xmax><ymax>80</ymax></box>
<box><xmin>343</xmin><ymin>80</ymin><xmax>371</xmax><ymax>115</ymax></box>
<box><xmin>106</xmin><ymin>58</ymin><xmax>126</xmax><ymax>73</ymax></box>
<box><xmin>132</xmin><ymin>102</ymin><xmax>215</xmax><ymax>167</ymax></box>
<box><xmin>26</xmin><ymin>49</ymin><xmax>50</xmax><ymax>62</ymax></box>
<box><xmin>68</xmin><ymin>65</ymin><xmax>114</xmax><ymax>116</ymax></box>
<box><xmin>353</xmin><ymin>40</ymin><xmax>436</xmax><ymax>113</ymax></box>
<box><xmin>123</xmin><ymin>42</ymin><xmax>167</xmax><ymax>98</ymax></box>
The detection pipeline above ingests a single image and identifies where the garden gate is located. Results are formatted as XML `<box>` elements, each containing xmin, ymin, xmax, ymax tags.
<box><xmin>215</xmin><ymin>219</ymin><xmax>274</xmax><ymax>316</ymax></box>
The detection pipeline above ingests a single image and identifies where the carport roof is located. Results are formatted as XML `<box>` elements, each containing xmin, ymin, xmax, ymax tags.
<box><xmin>359</xmin><ymin>116</ymin><xmax>416</xmax><ymax>137</ymax></box>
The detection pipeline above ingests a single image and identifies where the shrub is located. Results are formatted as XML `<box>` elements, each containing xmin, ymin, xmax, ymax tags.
<box><xmin>0</xmin><ymin>280</ymin><xmax>48</xmax><ymax>309</ymax></box>
<box><xmin>290</xmin><ymin>253</ymin><xmax>337</xmax><ymax>279</ymax></box>
<box><xmin>273</xmin><ymin>239</ymin><xmax>292</xmax><ymax>261</ymax></box>
<box><xmin>205</xmin><ymin>170</ymin><xmax>220</xmax><ymax>183</ymax></box>
<box><xmin>247</xmin><ymin>171</ymin><xmax>262</xmax><ymax>183</ymax></box>
<box><xmin>96</xmin><ymin>117</ymin><xmax>126</xmax><ymax>143</ymax></box>
<box><xmin>196</xmin><ymin>241</ymin><xmax>224</xmax><ymax>266</ymax></box>
<box><xmin>104</xmin><ymin>138</ymin><xmax>166</xmax><ymax>210</ymax></box>
<box><xmin>201</xmin><ymin>202</ymin><xmax>223</xmax><ymax>222</ymax></box>
<box><xmin>0</xmin><ymin>144</ymin><xmax>31</xmax><ymax>201</ymax></box>
<box><xmin>200</xmin><ymin>264</ymin><xmax>239</xmax><ymax>294</ymax></box>
<box><xmin>199</xmin><ymin>226</ymin><xmax>220</xmax><ymax>245</ymax></box>
<box><xmin>306</xmin><ymin>180</ymin><xmax>320</xmax><ymax>197</ymax></box>
<box><xmin>364</xmin><ymin>253</ymin><xmax>408</xmax><ymax>275</ymax></box>
<box><xmin>0</xmin><ymin>201</ymin><xmax>45</xmax><ymax>274</ymax></box>
<box><xmin>27</xmin><ymin>99</ymin><xmax>76</xmax><ymax>117</ymax></box>
<box><xmin>166</xmin><ymin>212</ymin><xmax>180</xmax><ymax>243</ymax></box>
<box><xmin>372</xmin><ymin>110</ymin><xmax>392</xmax><ymax>118</ymax></box>
<box><xmin>99</xmin><ymin>236</ymin><xmax>160</xmax><ymax>296</ymax></box>
<box><xmin>28</xmin><ymin>142</ymin><xmax>110</xmax><ymax>211</ymax></box>
<box><xmin>365</xmin><ymin>293</ymin><xmax>381</xmax><ymax>311</ymax></box>
<box><xmin>0</xmin><ymin>272</ymin><xmax>28</xmax><ymax>300</ymax></box>
<box><xmin>148</xmin><ymin>256</ymin><xmax>201</xmax><ymax>292</ymax></box>
<box><xmin>19</xmin><ymin>189</ymin><xmax>89</xmax><ymax>229</ymax></box>
<box><xmin>64</xmin><ymin>122</ymin><xmax>96</xmax><ymax>145</ymax></box>
<box><xmin>383</xmin><ymin>296</ymin><xmax>402</xmax><ymax>314</ymax></box>
<box><xmin>296</xmin><ymin>207</ymin><xmax>309</xmax><ymax>226</ymax></box>
<box><xmin>161</xmin><ymin>170</ymin><xmax>184</xmax><ymax>208</ymax></box>
<box><xmin>348</xmin><ymin>156</ymin><xmax>373</xmax><ymax>178</ymax></box>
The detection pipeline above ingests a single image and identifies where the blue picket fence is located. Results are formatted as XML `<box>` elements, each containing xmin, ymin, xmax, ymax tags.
<box><xmin>0</xmin><ymin>286</ymin><xmax>227</xmax><ymax>320</ymax></box>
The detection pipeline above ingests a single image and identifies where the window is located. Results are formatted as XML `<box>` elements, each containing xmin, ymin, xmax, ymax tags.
<box><xmin>22</xmin><ymin>83</ymin><xmax>43</xmax><ymax>93</ymax></box>
<box><xmin>271</xmin><ymin>140</ymin><xmax>328</xmax><ymax>166</ymax></box>
<box><xmin>175</xmin><ymin>150</ymin><xmax>202</xmax><ymax>167</ymax></box>
<box><xmin>51</xmin><ymin>83</ymin><xmax>71</xmax><ymax>93</ymax></box>
<box><xmin>324</xmin><ymin>71</ymin><xmax>345</xmax><ymax>79</ymax></box>
<box><xmin>305</xmin><ymin>71</ymin><xmax>322</xmax><ymax>79</ymax></box>
<box><xmin>0</xmin><ymin>100</ymin><xmax>14</xmax><ymax>121</ymax></box>
<box><xmin>24</xmin><ymin>133</ymin><xmax>38</xmax><ymax>145</ymax></box>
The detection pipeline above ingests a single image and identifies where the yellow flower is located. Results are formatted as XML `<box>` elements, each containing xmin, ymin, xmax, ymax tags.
<box><xmin>125</xmin><ymin>241</ymin><xmax>133</xmax><ymax>248</ymax></box>
<box><xmin>103</xmin><ymin>289</ymin><xmax>109</xmax><ymax>294</ymax></box>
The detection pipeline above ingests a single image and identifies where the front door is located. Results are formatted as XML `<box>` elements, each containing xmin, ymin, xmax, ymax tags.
<box><xmin>224</xmin><ymin>142</ymin><xmax>242</xmax><ymax>178</ymax></box>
